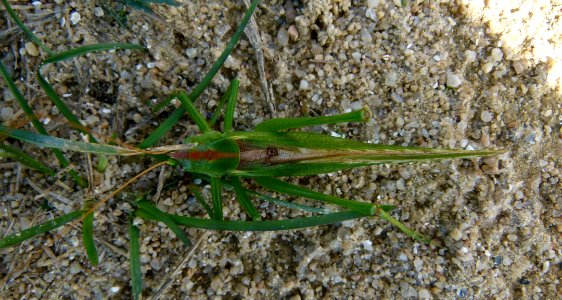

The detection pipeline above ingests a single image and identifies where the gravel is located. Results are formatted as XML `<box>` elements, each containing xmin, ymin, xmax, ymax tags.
<box><xmin>0</xmin><ymin>0</ymin><xmax>560</xmax><ymax>299</ymax></box>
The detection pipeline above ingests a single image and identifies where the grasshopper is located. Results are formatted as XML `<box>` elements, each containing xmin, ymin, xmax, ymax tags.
<box><xmin>0</xmin><ymin>0</ymin><xmax>502</xmax><ymax>297</ymax></box>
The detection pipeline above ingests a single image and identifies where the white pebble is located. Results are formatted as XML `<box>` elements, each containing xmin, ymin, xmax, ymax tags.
<box><xmin>480</xmin><ymin>111</ymin><xmax>493</xmax><ymax>123</ymax></box>
<box><xmin>277</xmin><ymin>28</ymin><xmax>289</xmax><ymax>46</ymax></box>
<box><xmin>446</xmin><ymin>73</ymin><xmax>462</xmax><ymax>88</ymax></box>
<box><xmin>70</xmin><ymin>11</ymin><xmax>81</xmax><ymax>25</ymax></box>
<box><xmin>1</xmin><ymin>107</ymin><xmax>14</xmax><ymax>121</ymax></box>
<box><xmin>450</xmin><ymin>228</ymin><xmax>462</xmax><ymax>241</ymax></box>
<box><xmin>299</xmin><ymin>80</ymin><xmax>309</xmax><ymax>90</ymax></box>
<box><xmin>366</xmin><ymin>8</ymin><xmax>377</xmax><ymax>22</ymax></box>
<box><xmin>360</xmin><ymin>28</ymin><xmax>372</xmax><ymax>43</ymax></box>
<box><xmin>414</xmin><ymin>257</ymin><xmax>424</xmax><ymax>272</ymax></box>
<box><xmin>491</xmin><ymin>48</ymin><xmax>504</xmax><ymax>62</ymax></box>
<box><xmin>419</xmin><ymin>288</ymin><xmax>431</xmax><ymax>299</ymax></box>
<box><xmin>361</xmin><ymin>240</ymin><xmax>373</xmax><ymax>252</ymax></box>
<box><xmin>465</xmin><ymin>50</ymin><xmax>477</xmax><ymax>62</ymax></box>
<box><xmin>481</xmin><ymin>62</ymin><xmax>494</xmax><ymax>73</ymax></box>
<box><xmin>384</xmin><ymin>72</ymin><xmax>397</xmax><ymax>87</ymax></box>
<box><xmin>25</xmin><ymin>42</ymin><xmax>39</xmax><ymax>56</ymax></box>
<box><xmin>93</xmin><ymin>7</ymin><xmax>104</xmax><ymax>17</ymax></box>
<box><xmin>367</xmin><ymin>0</ymin><xmax>380</xmax><ymax>8</ymax></box>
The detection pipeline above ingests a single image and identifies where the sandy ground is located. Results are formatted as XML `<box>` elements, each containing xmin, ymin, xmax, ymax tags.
<box><xmin>1</xmin><ymin>0</ymin><xmax>561</xmax><ymax>299</ymax></box>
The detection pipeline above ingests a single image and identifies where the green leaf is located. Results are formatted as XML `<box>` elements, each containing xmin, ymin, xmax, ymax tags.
<box><xmin>128</xmin><ymin>215</ymin><xmax>142</xmax><ymax>300</ymax></box>
<box><xmin>0</xmin><ymin>210</ymin><xmax>83</xmax><ymax>249</ymax></box>
<box><xmin>82</xmin><ymin>201</ymin><xmax>99</xmax><ymax>266</ymax></box>
<box><xmin>0</xmin><ymin>143</ymin><xmax>56</xmax><ymax>175</ymax></box>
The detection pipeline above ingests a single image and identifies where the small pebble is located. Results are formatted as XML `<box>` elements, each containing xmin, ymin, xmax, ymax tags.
<box><xmin>465</xmin><ymin>50</ymin><xmax>477</xmax><ymax>62</ymax></box>
<box><xmin>446</xmin><ymin>73</ymin><xmax>462</xmax><ymax>88</ymax></box>
<box><xmin>277</xmin><ymin>28</ymin><xmax>289</xmax><ymax>46</ymax></box>
<box><xmin>25</xmin><ymin>42</ymin><xmax>39</xmax><ymax>56</ymax></box>
<box><xmin>490</xmin><ymin>48</ymin><xmax>504</xmax><ymax>62</ymax></box>
<box><xmin>481</xmin><ymin>62</ymin><xmax>494</xmax><ymax>73</ymax></box>
<box><xmin>299</xmin><ymin>80</ymin><xmax>309</xmax><ymax>90</ymax></box>
<box><xmin>367</xmin><ymin>0</ymin><xmax>380</xmax><ymax>8</ymax></box>
<box><xmin>419</xmin><ymin>289</ymin><xmax>431</xmax><ymax>299</ymax></box>
<box><xmin>480</xmin><ymin>111</ymin><xmax>493</xmax><ymax>122</ymax></box>
<box><xmin>1</xmin><ymin>107</ymin><xmax>14</xmax><ymax>121</ymax></box>
<box><xmin>450</xmin><ymin>228</ymin><xmax>462</xmax><ymax>241</ymax></box>
<box><xmin>414</xmin><ymin>257</ymin><xmax>424</xmax><ymax>272</ymax></box>
<box><xmin>70</xmin><ymin>11</ymin><xmax>81</xmax><ymax>25</ymax></box>
<box><xmin>93</xmin><ymin>7</ymin><xmax>104</xmax><ymax>17</ymax></box>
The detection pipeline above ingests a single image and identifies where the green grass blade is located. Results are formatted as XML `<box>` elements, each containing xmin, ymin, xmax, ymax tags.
<box><xmin>210</xmin><ymin>176</ymin><xmax>223</xmax><ymax>220</ymax></box>
<box><xmin>223</xmin><ymin>79</ymin><xmax>240</xmax><ymax>132</ymax></box>
<box><xmin>1</xmin><ymin>0</ymin><xmax>54</xmax><ymax>55</ymax></box>
<box><xmin>246</xmin><ymin>189</ymin><xmax>331</xmax><ymax>214</ymax></box>
<box><xmin>378</xmin><ymin>209</ymin><xmax>430</xmax><ymax>243</ymax></box>
<box><xmin>229</xmin><ymin>177</ymin><xmax>260</xmax><ymax>220</ymax></box>
<box><xmin>255</xmin><ymin>107</ymin><xmax>370</xmax><ymax>132</ymax></box>
<box><xmin>254</xmin><ymin>177</ymin><xmax>376</xmax><ymax>215</ymax></box>
<box><xmin>176</xmin><ymin>91</ymin><xmax>211</xmax><ymax>133</ymax></box>
<box><xmin>0</xmin><ymin>143</ymin><xmax>56</xmax><ymax>175</ymax></box>
<box><xmin>208</xmin><ymin>80</ymin><xmax>235</xmax><ymax>127</ymax></box>
<box><xmin>138</xmin><ymin>109</ymin><xmax>184</xmax><ymax>149</ymax></box>
<box><xmin>150</xmin><ymin>210</ymin><xmax>368</xmax><ymax>231</ymax></box>
<box><xmin>188</xmin><ymin>185</ymin><xmax>214</xmax><ymax>217</ymax></box>
<box><xmin>0</xmin><ymin>61</ymin><xmax>86</xmax><ymax>186</ymax></box>
<box><xmin>82</xmin><ymin>200</ymin><xmax>99</xmax><ymax>266</ymax></box>
<box><xmin>0</xmin><ymin>124</ymin><xmax>144</xmax><ymax>155</ymax></box>
<box><xmin>138</xmin><ymin>0</ymin><xmax>260</xmax><ymax>148</ymax></box>
<box><xmin>38</xmin><ymin>43</ymin><xmax>144</xmax><ymax>141</ymax></box>
<box><xmin>0</xmin><ymin>210</ymin><xmax>83</xmax><ymax>249</ymax></box>
<box><xmin>136</xmin><ymin>201</ymin><xmax>191</xmax><ymax>246</ymax></box>
<box><xmin>128</xmin><ymin>215</ymin><xmax>142</xmax><ymax>300</ymax></box>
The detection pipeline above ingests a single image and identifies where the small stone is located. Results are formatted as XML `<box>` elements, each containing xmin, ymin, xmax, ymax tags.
<box><xmin>481</xmin><ymin>62</ymin><xmax>494</xmax><ymax>73</ymax></box>
<box><xmin>414</xmin><ymin>257</ymin><xmax>424</xmax><ymax>272</ymax></box>
<box><xmin>360</xmin><ymin>28</ymin><xmax>372</xmax><ymax>43</ymax></box>
<box><xmin>93</xmin><ymin>7</ymin><xmax>104</xmax><ymax>17</ymax></box>
<box><xmin>491</xmin><ymin>48</ymin><xmax>503</xmax><ymax>62</ymax></box>
<box><xmin>465</xmin><ymin>50</ymin><xmax>477</xmax><ymax>62</ymax></box>
<box><xmin>507</xmin><ymin>234</ymin><xmax>518</xmax><ymax>242</ymax></box>
<box><xmin>450</xmin><ymin>228</ymin><xmax>462</xmax><ymax>241</ymax></box>
<box><xmin>367</xmin><ymin>0</ymin><xmax>380</xmax><ymax>8</ymax></box>
<box><xmin>69</xmin><ymin>261</ymin><xmax>82</xmax><ymax>274</ymax></box>
<box><xmin>446</xmin><ymin>73</ymin><xmax>462</xmax><ymax>88</ymax></box>
<box><xmin>384</xmin><ymin>72</ymin><xmax>397</xmax><ymax>87</ymax></box>
<box><xmin>513</xmin><ymin>61</ymin><xmax>526</xmax><ymax>74</ymax></box>
<box><xmin>288</xmin><ymin>25</ymin><xmax>299</xmax><ymax>41</ymax></box>
<box><xmin>419</xmin><ymin>289</ymin><xmax>431</xmax><ymax>299</ymax></box>
<box><xmin>185</xmin><ymin>48</ymin><xmax>197</xmax><ymax>58</ymax></box>
<box><xmin>361</xmin><ymin>240</ymin><xmax>373</xmax><ymax>252</ymax></box>
<box><xmin>480</xmin><ymin>111</ymin><xmax>493</xmax><ymax>122</ymax></box>
<box><xmin>299</xmin><ymin>80</ymin><xmax>309</xmax><ymax>90</ymax></box>
<box><xmin>277</xmin><ymin>28</ymin><xmax>289</xmax><ymax>46</ymax></box>
<box><xmin>1</xmin><ymin>107</ymin><xmax>14</xmax><ymax>121</ymax></box>
<box><xmin>70</xmin><ymin>11</ymin><xmax>81</xmax><ymax>25</ymax></box>
<box><xmin>25</xmin><ymin>42</ymin><xmax>39</xmax><ymax>56</ymax></box>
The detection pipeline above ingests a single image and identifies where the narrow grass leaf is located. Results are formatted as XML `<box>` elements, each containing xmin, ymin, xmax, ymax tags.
<box><xmin>229</xmin><ymin>177</ymin><xmax>260</xmax><ymax>220</ymax></box>
<box><xmin>152</xmin><ymin>210</ymin><xmax>368</xmax><ymax>231</ymax></box>
<box><xmin>0</xmin><ymin>210</ymin><xmax>83</xmax><ymax>249</ymax></box>
<box><xmin>128</xmin><ymin>215</ymin><xmax>142</xmax><ymax>300</ymax></box>
<box><xmin>210</xmin><ymin>177</ymin><xmax>223</xmax><ymax>220</ymax></box>
<box><xmin>255</xmin><ymin>107</ymin><xmax>370</xmax><ymax>132</ymax></box>
<box><xmin>1</xmin><ymin>0</ymin><xmax>54</xmax><ymax>55</ymax></box>
<box><xmin>0</xmin><ymin>125</ymin><xmax>144</xmax><ymax>155</ymax></box>
<box><xmin>0</xmin><ymin>61</ymin><xmax>86</xmax><ymax>186</ymax></box>
<box><xmin>0</xmin><ymin>143</ymin><xmax>56</xmax><ymax>175</ymax></box>
<box><xmin>82</xmin><ymin>201</ymin><xmax>99</xmax><ymax>266</ymax></box>
<box><xmin>138</xmin><ymin>0</ymin><xmax>260</xmax><ymax>148</ymax></box>
<box><xmin>254</xmin><ymin>177</ymin><xmax>376</xmax><ymax>215</ymax></box>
